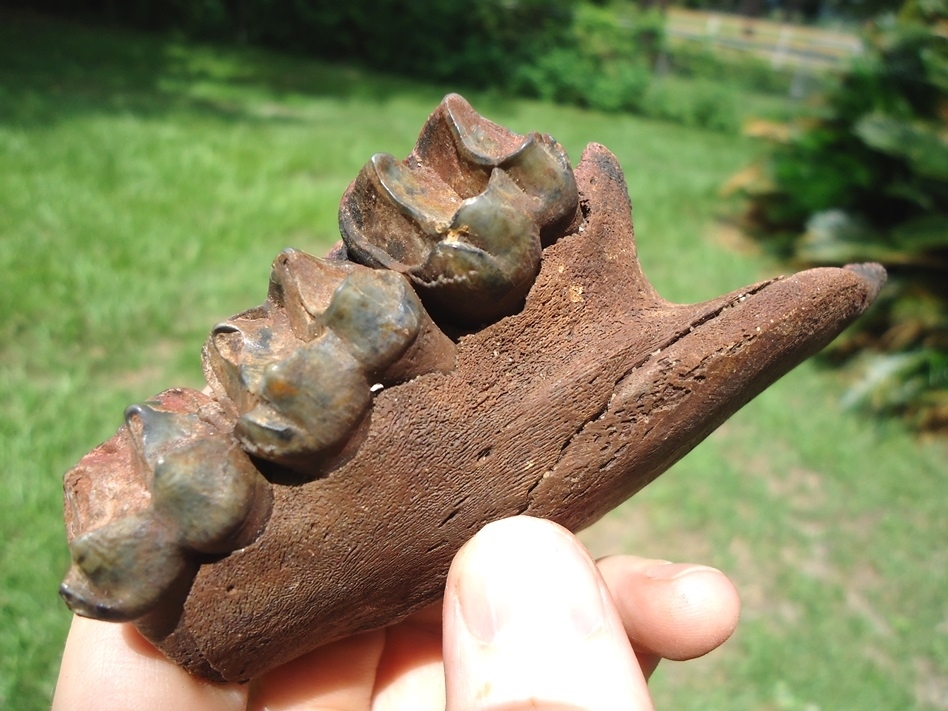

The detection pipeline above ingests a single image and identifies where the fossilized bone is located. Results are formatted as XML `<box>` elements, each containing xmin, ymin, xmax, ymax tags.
<box><xmin>60</xmin><ymin>94</ymin><xmax>885</xmax><ymax>682</ymax></box>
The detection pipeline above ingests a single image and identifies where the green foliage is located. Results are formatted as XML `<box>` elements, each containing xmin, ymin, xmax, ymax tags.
<box><xmin>736</xmin><ymin>0</ymin><xmax>948</xmax><ymax>429</ymax></box>
<box><xmin>665</xmin><ymin>41</ymin><xmax>799</xmax><ymax>95</ymax></box>
<box><xmin>640</xmin><ymin>76</ymin><xmax>742</xmax><ymax>131</ymax></box>
<box><xmin>510</xmin><ymin>3</ymin><xmax>661</xmax><ymax>113</ymax></box>
<box><xmin>508</xmin><ymin>2</ymin><xmax>749</xmax><ymax>131</ymax></box>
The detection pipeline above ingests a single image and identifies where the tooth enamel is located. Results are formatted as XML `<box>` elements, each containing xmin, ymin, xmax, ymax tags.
<box><xmin>66</xmin><ymin>513</ymin><xmax>186</xmax><ymax>621</ymax></box>
<box><xmin>323</xmin><ymin>270</ymin><xmax>423</xmax><ymax>373</ymax></box>
<box><xmin>151</xmin><ymin>437</ymin><xmax>271</xmax><ymax>554</ymax></box>
<box><xmin>340</xmin><ymin>94</ymin><xmax>577</xmax><ymax>323</ymax></box>
<box><xmin>372</xmin><ymin>153</ymin><xmax>460</xmax><ymax>233</ymax></box>
<box><xmin>235</xmin><ymin>338</ymin><xmax>371</xmax><ymax>467</ymax></box>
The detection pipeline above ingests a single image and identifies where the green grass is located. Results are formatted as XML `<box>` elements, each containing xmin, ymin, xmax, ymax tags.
<box><xmin>1</xmin><ymin>11</ymin><xmax>945</xmax><ymax>711</ymax></box>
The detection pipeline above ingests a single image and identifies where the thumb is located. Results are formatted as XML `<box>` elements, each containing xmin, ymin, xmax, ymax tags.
<box><xmin>443</xmin><ymin>516</ymin><xmax>653</xmax><ymax>711</ymax></box>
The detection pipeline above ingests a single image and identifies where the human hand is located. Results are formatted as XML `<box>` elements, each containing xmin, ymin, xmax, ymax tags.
<box><xmin>53</xmin><ymin>515</ymin><xmax>740</xmax><ymax>710</ymax></box>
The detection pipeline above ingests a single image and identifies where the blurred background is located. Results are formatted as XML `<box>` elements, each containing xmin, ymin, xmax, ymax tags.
<box><xmin>0</xmin><ymin>0</ymin><xmax>945</xmax><ymax>708</ymax></box>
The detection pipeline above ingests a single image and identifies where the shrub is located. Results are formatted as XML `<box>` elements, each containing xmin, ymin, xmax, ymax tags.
<box><xmin>512</xmin><ymin>3</ymin><xmax>660</xmax><ymax>113</ymax></box>
<box><xmin>732</xmin><ymin>0</ymin><xmax>948</xmax><ymax>430</ymax></box>
<box><xmin>8</xmin><ymin>0</ymin><xmax>578</xmax><ymax>89</ymax></box>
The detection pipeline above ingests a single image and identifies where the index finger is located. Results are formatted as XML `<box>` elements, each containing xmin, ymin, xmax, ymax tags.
<box><xmin>53</xmin><ymin>616</ymin><xmax>248</xmax><ymax>711</ymax></box>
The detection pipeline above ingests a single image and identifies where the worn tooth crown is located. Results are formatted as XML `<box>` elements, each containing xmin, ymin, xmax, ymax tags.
<box><xmin>340</xmin><ymin>93</ymin><xmax>579</xmax><ymax>324</ymax></box>
<box><xmin>63</xmin><ymin>512</ymin><xmax>185</xmax><ymax>622</ymax></box>
<box><xmin>151</xmin><ymin>438</ymin><xmax>271</xmax><ymax>554</ymax></box>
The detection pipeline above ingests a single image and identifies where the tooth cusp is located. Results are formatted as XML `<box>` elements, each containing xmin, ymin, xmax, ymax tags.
<box><xmin>151</xmin><ymin>438</ymin><xmax>272</xmax><ymax>554</ymax></box>
<box><xmin>235</xmin><ymin>338</ymin><xmax>371</xmax><ymax>469</ymax></box>
<box><xmin>322</xmin><ymin>269</ymin><xmax>423</xmax><ymax>374</ymax></box>
<box><xmin>63</xmin><ymin>513</ymin><xmax>186</xmax><ymax>622</ymax></box>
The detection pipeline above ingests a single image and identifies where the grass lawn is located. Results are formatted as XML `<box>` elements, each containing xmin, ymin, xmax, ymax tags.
<box><xmin>1</xmin><ymin>11</ymin><xmax>945</xmax><ymax>710</ymax></box>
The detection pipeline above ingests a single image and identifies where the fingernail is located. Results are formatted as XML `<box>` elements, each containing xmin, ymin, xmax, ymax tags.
<box><xmin>645</xmin><ymin>561</ymin><xmax>719</xmax><ymax>581</ymax></box>
<box><xmin>454</xmin><ymin>520</ymin><xmax>606</xmax><ymax>645</ymax></box>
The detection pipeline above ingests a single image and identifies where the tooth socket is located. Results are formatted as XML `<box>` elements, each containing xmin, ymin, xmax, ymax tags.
<box><xmin>340</xmin><ymin>93</ymin><xmax>579</xmax><ymax>325</ymax></box>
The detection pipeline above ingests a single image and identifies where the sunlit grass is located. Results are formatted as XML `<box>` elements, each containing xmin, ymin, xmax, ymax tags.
<box><xmin>1</xmin><ymin>11</ymin><xmax>944</xmax><ymax>711</ymax></box>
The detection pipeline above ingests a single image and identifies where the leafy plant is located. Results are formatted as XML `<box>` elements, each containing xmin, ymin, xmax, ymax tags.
<box><xmin>511</xmin><ymin>3</ymin><xmax>660</xmax><ymax>114</ymax></box>
<box><xmin>731</xmin><ymin>0</ymin><xmax>948</xmax><ymax>430</ymax></box>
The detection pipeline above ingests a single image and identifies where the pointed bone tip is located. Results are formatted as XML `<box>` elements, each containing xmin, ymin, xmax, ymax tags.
<box><xmin>842</xmin><ymin>262</ymin><xmax>887</xmax><ymax>304</ymax></box>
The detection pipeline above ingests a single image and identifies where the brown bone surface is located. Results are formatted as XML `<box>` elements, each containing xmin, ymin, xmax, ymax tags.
<box><xmin>61</xmin><ymin>97</ymin><xmax>884</xmax><ymax>682</ymax></box>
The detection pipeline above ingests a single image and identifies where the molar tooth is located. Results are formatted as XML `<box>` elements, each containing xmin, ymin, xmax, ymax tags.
<box><xmin>340</xmin><ymin>94</ymin><xmax>576</xmax><ymax>324</ymax></box>
<box><xmin>322</xmin><ymin>270</ymin><xmax>422</xmax><ymax>373</ymax></box>
<box><xmin>235</xmin><ymin>338</ymin><xmax>370</xmax><ymax>469</ymax></box>
<box><xmin>63</xmin><ymin>513</ymin><xmax>186</xmax><ymax>622</ymax></box>
<box><xmin>151</xmin><ymin>437</ymin><xmax>271</xmax><ymax>554</ymax></box>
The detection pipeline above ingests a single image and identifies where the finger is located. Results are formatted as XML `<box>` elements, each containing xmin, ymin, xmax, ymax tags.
<box><xmin>367</xmin><ymin>603</ymin><xmax>446</xmax><ymax>710</ymax></box>
<box><xmin>443</xmin><ymin>516</ymin><xmax>652</xmax><ymax>711</ymax></box>
<box><xmin>247</xmin><ymin>629</ymin><xmax>385</xmax><ymax>710</ymax></box>
<box><xmin>596</xmin><ymin>555</ymin><xmax>740</xmax><ymax>675</ymax></box>
<box><xmin>249</xmin><ymin>605</ymin><xmax>444</xmax><ymax>711</ymax></box>
<box><xmin>52</xmin><ymin>616</ymin><xmax>248</xmax><ymax>711</ymax></box>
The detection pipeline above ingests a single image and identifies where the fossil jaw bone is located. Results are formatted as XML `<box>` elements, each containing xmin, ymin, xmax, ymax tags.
<box><xmin>60</xmin><ymin>94</ymin><xmax>885</xmax><ymax>682</ymax></box>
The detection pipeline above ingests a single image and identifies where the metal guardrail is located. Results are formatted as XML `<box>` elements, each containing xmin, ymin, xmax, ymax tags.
<box><xmin>666</xmin><ymin>10</ymin><xmax>863</xmax><ymax>71</ymax></box>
